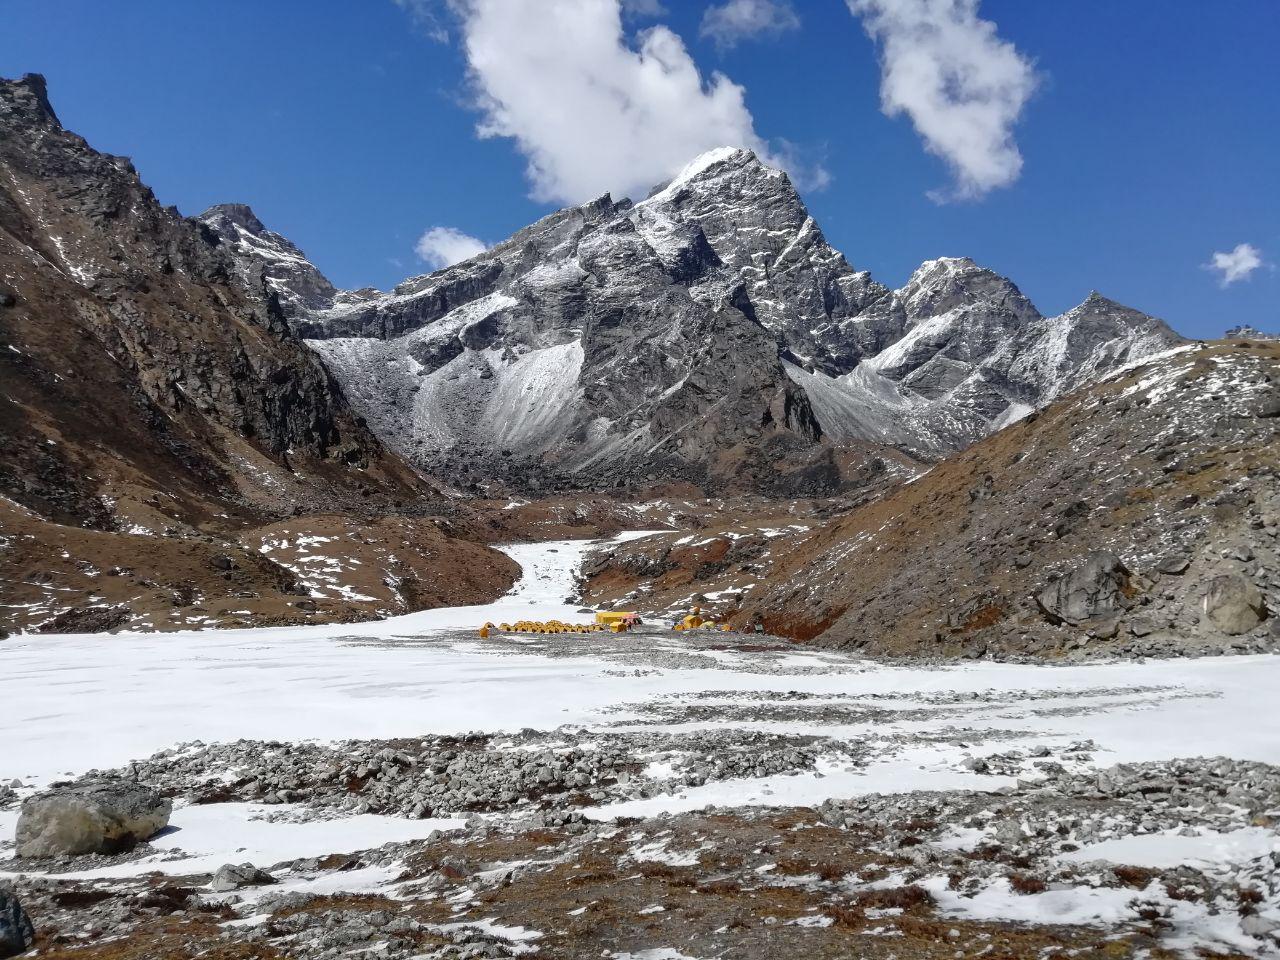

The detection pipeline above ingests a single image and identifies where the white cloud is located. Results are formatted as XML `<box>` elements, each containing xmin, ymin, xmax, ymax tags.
<box><xmin>700</xmin><ymin>0</ymin><xmax>801</xmax><ymax>50</ymax></box>
<box><xmin>392</xmin><ymin>0</ymin><xmax>451</xmax><ymax>42</ymax></box>
<box><xmin>414</xmin><ymin>226</ymin><xmax>488</xmax><ymax>269</ymax></box>
<box><xmin>1205</xmin><ymin>243</ymin><xmax>1264</xmax><ymax>287</ymax></box>
<box><xmin>449</xmin><ymin>0</ymin><xmax>822</xmax><ymax>205</ymax></box>
<box><xmin>847</xmin><ymin>0</ymin><xmax>1038</xmax><ymax>201</ymax></box>
<box><xmin>621</xmin><ymin>0</ymin><xmax>666</xmax><ymax>16</ymax></box>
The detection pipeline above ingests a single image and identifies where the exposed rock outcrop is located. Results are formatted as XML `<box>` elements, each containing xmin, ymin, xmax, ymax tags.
<box><xmin>0</xmin><ymin>888</ymin><xmax>35</xmax><ymax>958</ymax></box>
<box><xmin>0</xmin><ymin>73</ymin><xmax>422</xmax><ymax>528</ymax></box>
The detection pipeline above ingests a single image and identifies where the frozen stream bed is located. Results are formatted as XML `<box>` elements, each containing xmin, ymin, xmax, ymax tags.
<box><xmin>2</xmin><ymin>534</ymin><xmax>1279</xmax><ymax>958</ymax></box>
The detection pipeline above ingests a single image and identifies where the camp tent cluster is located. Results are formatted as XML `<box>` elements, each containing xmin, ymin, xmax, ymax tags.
<box><xmin>673</xmin><ymin>606</ymin><xmax>730</xmax><ymax>631</ymax></box>
<box><xmin>478</xmin><ymin>611</ymin><xmax>640</xmax><ymax>638</ymax></box>
<box><xmin>477</xmin><ymin>608</ymin><xmax>730</xmax><ymax>638</ymax></box>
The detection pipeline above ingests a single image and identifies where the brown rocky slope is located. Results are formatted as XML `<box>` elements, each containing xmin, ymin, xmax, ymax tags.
<box><xmin>0</xmin><ymin>74</ymin><xmax>516</xmax><ymax>633</ymax></box>
<box><xmin>585</xmin><ymin>340</ymin><xmax>1280</xmax><ymax>659</ymax></box>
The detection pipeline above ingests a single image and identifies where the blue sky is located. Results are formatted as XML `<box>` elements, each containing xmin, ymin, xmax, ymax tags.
<box><xmin>3</xmin><ymin>0</ymin><xmax>1276</xmax><ymax>337</ymax></box>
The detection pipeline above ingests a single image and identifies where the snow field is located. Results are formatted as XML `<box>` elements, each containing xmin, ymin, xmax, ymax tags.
<box><xmin>2</xmin><ymin>533</ymin><xmax>1278</xmax><ymax>955</ymax></box>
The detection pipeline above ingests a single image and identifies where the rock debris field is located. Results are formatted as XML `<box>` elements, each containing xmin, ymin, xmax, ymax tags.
<box><xmin>1</xmin><ymin>537</ymin><xmax>1279</xmax><ymax>959</ymax></box>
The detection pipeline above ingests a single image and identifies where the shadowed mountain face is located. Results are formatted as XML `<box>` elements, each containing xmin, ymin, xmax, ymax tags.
<box><xmin>0</xmin><ymin>73</ymin><xmax>427</xmax><ymax>531</ymax></box>
<box><xmin>204</xmin><ymin>148</ymin><xmax>1184</xmax><ymax>494</ymax></box>
<box><xmin>0</xmin><ymin>74</ymin><xmax>530</xmax><ymax>634</ymax></box>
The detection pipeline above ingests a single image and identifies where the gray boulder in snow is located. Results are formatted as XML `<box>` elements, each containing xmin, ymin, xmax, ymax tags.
<box><xmin>0</xmin><ymin>887</ymin><xmax>35</xmax><ymax>958</ymax></box>
<box><xmin>15</xmin><ymin>780</ymin><xmax>171</xmax><ymax>858</ymax></box>
<box><xmin>1036</xmin><ymin>552</ymin><xmax>1132</xmax><ymax>625</ymax></box>
<box><xmin>1202</xmin><ymin>575</ymin><xmax>1267</xmax><ymax>635</ymax></box>
<box><xmin>211</xmin><ymin>862</ymin><xmax>276</xmax><ymax>893</ymax></box>
<box><xmin>1241</xmin><ymin>914</ymin><xmax>1280</xmax><ymax>938</ymax></box>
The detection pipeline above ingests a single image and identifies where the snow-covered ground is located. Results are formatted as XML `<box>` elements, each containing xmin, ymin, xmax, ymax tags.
<box><xmin>3</xmin><ymin>534</ymin><xmax>1279</xmax><ymax>955</ymax></box>
<box><xmin>3</xmin><ymin>533</ymin><xmax>1278</xmax><ymax>791</ymax></box>
<box><xmin>0</xmin><ymin>803</ymin><xmax>463</xmax><ymax>882</ymax></box>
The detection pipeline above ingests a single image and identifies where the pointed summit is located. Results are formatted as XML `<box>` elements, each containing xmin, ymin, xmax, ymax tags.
<box><xmin>642</xmin><ymin>146</ymin><xmax>784</xmax><ymax>206</ymax></box>
<box><xmin>0</xmin><ymin>73</ymin><xmax>59</xmax><ymax>126</ymax></box>
<box><xmin>897</xmin><ymin>256</ymin><xmax>1035</xmax><ymax>324</ymax></box>
<box><xmin>903</xmin><ymin>256</ymin><xmax>979</xmax><ymax>287</ymax></box>
<box><xmin>197</xmin><ymin>204</ymin><xmax>337</xmax><ymax>317</ymax></box>
<box><xmin>1060</xmin><ymin>290</ymin><xmax>1163</xmax><ymax>325</ymax></box>
<box><xmin>201</xmin><ymin>203</ymin><xmax>268</xmax><ymax>236</ymax></box>
<box><xmin>1073</xmin><ymin>290</ymin><xmax>1133</xmax><ymax>312</ymax></box>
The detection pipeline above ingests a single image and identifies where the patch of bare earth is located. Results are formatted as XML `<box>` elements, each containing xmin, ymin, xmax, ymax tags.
<box><xmin>0</xmin><ymin>500</ymin><xmax>517</xmax><ymax>633</ymax></box>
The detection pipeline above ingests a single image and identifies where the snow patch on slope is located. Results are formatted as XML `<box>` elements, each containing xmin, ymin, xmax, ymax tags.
<box><xmin>486</xmin><ymin>341</ymin><xmax>584</xmax><ymax>450</ymax></box>
<box><xmin>641</xmin><ymin>146</ymin><xmax>749</xmax><ymax>206</ymax></box>
<box><xmin>784</xmin><ymin>362</ymin><xmax>921</xmax><ymax>445</ymax></box>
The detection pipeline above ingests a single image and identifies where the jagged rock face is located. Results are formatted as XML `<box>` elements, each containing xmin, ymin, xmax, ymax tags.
<box><xmin>208</xmin><ymin>165</ymin><xmax>826</xmax><ymax>492</ymax></box>
<box><xmin>0</xmin><ymin>73</ymin><xmax>422</xmax><ymax>529</ymax></box>
<box><xmin>206</xmin><ymin>148</ymin><xmax>1185</xmax><ymax>492</ymax></box>
<box><xmin>791</xmin><ymin>262</ymin><xmax>1184</xmax><ymax>449</ymax></box>
<box><xmin>198</xmin><ymin>203</ymin><xmax>338</xmax><ymax>316</ymax></box>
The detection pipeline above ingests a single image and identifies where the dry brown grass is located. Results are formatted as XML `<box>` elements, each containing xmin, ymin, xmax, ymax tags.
<box><xmin>1008</xmin><ymin>873</ymin><xmax>1048</xmax><ymax>895</ymax></box>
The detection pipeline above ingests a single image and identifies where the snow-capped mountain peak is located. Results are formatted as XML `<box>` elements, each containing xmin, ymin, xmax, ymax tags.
<box><xmin>201</xmin><ymin>147</ymin><xmax>1185</xmax><ymax>491</ymax></box>
<box><xmin>641</xmin><ymin>145</ymin><xmax>758</xmax><ymax>202</ymax></box>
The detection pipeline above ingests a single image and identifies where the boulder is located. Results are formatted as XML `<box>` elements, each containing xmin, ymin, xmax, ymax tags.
<box><xmin>1128</xmin><ymin>617</ymin><xmax>1157</xmax><ymax>638</ymax></box>
<box><xmin>1203</xmin><ymin>575</ymin><xmax>1267</xmax><ymax>635</ymax></box>
<box><xmin>0</xmin><ymin>887</ymin><xmax>35</xmax><ymax>957</ymax></box>
<box><xmin>15</xmin><ymin>780</ymin><xmax>171</xmax><ymax>858</ymax></box>
<box><xmin>210</xmin><ymin>863</ymin><xmax>276</xmax><ymax>893</ymax></box>
<box><xmin>1155</xmin><ymin>555</ymin><xmax>1190</xmax><ymax>575</ymax></box>
<box><xmin>1087</xmin><ymin>617</ymin><xmax>1121</xmax><ymax>640</ymax></box>
<box><xmin>1036</xmin><ymin>552</ymin><xmax>1133</xmax><ymax>624</ymax></box>
<box><xmin>1242</xmin><ymin>914</ymin><xmax>1280</xmax><ymax>938</ymax></box>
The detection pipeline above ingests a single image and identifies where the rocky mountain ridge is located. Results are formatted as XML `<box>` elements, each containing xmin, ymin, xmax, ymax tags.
<box><xmin>0</xmin><ymin>75</ymin><xmax>420</xmax><ymax>523</ymax></box>
<box><xmin>0</xmin><ymin>74</ymin><xmax>517</xmax><ymax>633</ymax></box>
<box><xmin>584</xmin><ymin>341</ymin><xmax>1280</xmax><ymax>660</ymax></box>
<box><xmin>204</xmin><ymin>147</ymin><xmax>1185</xmax><ymax>494</ymax></box>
